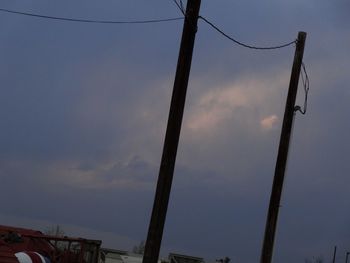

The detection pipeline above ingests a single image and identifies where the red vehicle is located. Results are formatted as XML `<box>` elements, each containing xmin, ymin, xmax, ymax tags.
<box><xmin>0</xmin><ymin>225</ymin><xmax>101</xmax><ymax>263</ymax></box>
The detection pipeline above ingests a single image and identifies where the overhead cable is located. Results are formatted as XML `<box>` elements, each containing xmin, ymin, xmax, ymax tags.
<box><xmin>171</xmin><ymin>0</ymin><xmax>185</xmax><ymax>15</ymax></box>
<box><xmin>199</xmin><ymin>16</ymin><xmax>297</xmax><ymax>50</ymax></box>
<box><xmin>294</xmin><ymin>62</ymin><xmax>310</xmax><ymax>115</ymax></box>
<box><xmin>179</xmin><ymin>0</ymin><xmax>184</xmax><ymax>12</ymax></box>
<box><xmin>0</xmin><ymin>7</ymin><xmax>184</xmax><ymax>24</ymax></box>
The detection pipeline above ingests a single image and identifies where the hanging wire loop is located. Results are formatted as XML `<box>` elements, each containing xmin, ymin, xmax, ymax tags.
<box><xmin>294</xmin><ymin>62</ymin><xmax>310</xmax><ymax>115</ymax></box>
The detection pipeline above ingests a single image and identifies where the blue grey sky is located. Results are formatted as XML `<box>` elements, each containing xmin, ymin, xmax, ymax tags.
<box><xmin>0</xmin><ymin>1</ymin><xmax>349</xmax><ymax>263</ymax></box>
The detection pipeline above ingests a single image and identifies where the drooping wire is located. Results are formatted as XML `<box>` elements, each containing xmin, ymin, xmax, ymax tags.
<box><xmin>0</xmin><ymin>7</ymin><xmax>184</xmax><ymax>24</ymax></box>
<box><xmin>294</xmin><ymin>62</ymin><xmax>310</xmax><ymax>115</ymax></box>
<box><xmin>199</xmin><ymin>16</ymin><xmax>297</xmax><ymax>50</ymax></box>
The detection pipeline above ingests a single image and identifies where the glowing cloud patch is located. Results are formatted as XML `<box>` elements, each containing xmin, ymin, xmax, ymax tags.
<box><xmin>260</xmin><ymin>114</ymin><xmax>278</xmax><ymax>130</ymax></box>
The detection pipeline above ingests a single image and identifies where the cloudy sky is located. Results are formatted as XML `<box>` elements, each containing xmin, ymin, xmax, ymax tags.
<box><xmin>0</xmin><ymin>1</ymin><xmax>349</xmax><ymax>263</ymax></box>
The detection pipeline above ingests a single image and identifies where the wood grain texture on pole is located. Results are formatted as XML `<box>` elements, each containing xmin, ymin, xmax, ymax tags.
<box><xmin>142</xmin><ymin>2</ymin><xmax>202</xmax><ymax>263</ymax></box>
<box><xmin>260</xmin><ymin>31</ymin><xmax>307</xmax><ymax>263</ymax></box>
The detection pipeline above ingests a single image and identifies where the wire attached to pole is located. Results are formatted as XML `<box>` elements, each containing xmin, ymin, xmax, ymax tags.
<box><xmin>172</xmin><ymin>0</ymin><xmax>185</xmax><ymax>15</ymax></box>
<box><xmin>294</xmin><ymin>62</ymin><xmax>310</xmax><ymax>115</ymax></box>
<box><xmin>199</xmin><ymin>16</ymin><xmax>297</xmax><ymax>50</ymax></box>
<box><xmin>0</xmin><ymin>7</ymin><xmax>184</xmax><ymax>24</ymax></box>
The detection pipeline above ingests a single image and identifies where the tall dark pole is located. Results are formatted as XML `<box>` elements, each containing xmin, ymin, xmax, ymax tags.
<box><xmin>345</xmin><ymin>252</ymin><xmax>349</xmax><ymax>263</ymax></box>
<box><xmin>260</xmin><ymin>31</ymin><xmax>307</xmax><ymax>263</ymax></box>
<box><xmin>333</xmin><ymin>246</ymin><xmax>337</xmax><ymax>263</ymax></box>
<box><xmin>142</xmin><ymin>2</ymin><xmax>201</xmax><ymax>263</ymax></box>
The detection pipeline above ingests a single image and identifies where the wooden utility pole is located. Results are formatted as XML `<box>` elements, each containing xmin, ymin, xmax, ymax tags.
<box><xmin>142</xmin><ymin>2</ymin><xmax>202</xmax><ymax>263</ymax></box>
<box><xmin>332</xmin><ymin>246</ymin><xmax>337</xmax><ymax>263</ymax></box>
<box><xmin>260</xmin><ymin>31</ymin><xmax>307</xmax><ymax>263</ymax></box>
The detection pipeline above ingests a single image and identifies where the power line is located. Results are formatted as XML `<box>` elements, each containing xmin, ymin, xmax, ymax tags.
<box><xmin>199</xmin><ymin>16</ymin><xmax>297</xmax><ymax>50</ymax></box>
<box><xmin>179</xmin><ymin>0</ymin><xmax>184</xmax><ymax>12</ymax></box>
<box><xmin>294</xmin><ymin>62</ymin><xmax>310</xmax><ymax>115</ymax></box>
<box><xmin>0</xmin><ymin>7</ymin><xmax>184</xmax><ymax>24</ymax></box>
<box><xmin>171</xmin><ymin>0</ymin><xmax>185</xmax><ymax>15</ymax></box>
<box><xmin>1</xmin><ymin>7</ymin><xmax>297</xmax><ymax>52</ymax></box>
